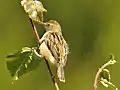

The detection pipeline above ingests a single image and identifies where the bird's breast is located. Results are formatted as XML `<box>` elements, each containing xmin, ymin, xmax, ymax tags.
<box><xmin>39</xmin><ymin>42</ymin><xmax>57</xmax><ymax>64</ymax></box>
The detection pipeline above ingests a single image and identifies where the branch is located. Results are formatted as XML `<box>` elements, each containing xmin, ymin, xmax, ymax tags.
<box><xmin>29</xmin><ymin>18</ymin><xmax>41</xmax><ymax>46</ymax></box>
<box><xmin>29</xmin><ymin>18</ymin><xmax>60</xmax><ymax>90</ymax></box>
<box><xmin>93</xmin><ymin>63</ymin><xmax>107</xmax><ymax>90</ymax></box>
<box><xmin>44</xmin><ymin>58</ymin><xmax>60</xmax><ymax>90</ymax></box>
<box><xmin>93</xmin><ymin>55</ymin><xmax>116</xmax><ymax>90</ymax></box>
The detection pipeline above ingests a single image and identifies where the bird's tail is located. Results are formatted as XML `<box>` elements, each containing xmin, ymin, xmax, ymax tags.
<box><xmin>57</xmin><ymin>65</ymin><xmax>65</xmax><ymax>82</ymax></box>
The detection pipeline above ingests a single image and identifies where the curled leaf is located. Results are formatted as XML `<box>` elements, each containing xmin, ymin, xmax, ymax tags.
<box><xmin>21</xmin><ymin>0</ymin><xmax>47</xmax><ymax>23</ymax></box>
<box><xmin>107</xmin><ymin>54</ymin><xmax>117</xmax><ymax>65</ymax></box>
<box><xmin>108</xmin><ymin>59</ymin><xmax>117</xmax><ymax>65</ymax></box>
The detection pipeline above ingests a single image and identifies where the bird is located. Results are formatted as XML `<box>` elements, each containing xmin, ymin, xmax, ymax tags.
<box><xmin>39</xmin><ymin>20</ymin><xmax>69</xmax><ymax>82</ymax></box>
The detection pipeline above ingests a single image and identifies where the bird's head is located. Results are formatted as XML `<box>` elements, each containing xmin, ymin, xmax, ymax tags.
<box><xmin>43</xmin><ymin>20</ymin><xmax>61</xmax><ymax>32</ymax></box>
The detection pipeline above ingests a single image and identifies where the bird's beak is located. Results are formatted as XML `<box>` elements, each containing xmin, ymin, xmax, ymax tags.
<box><xmin>43</xmin><ymin>9</ymin><xmax>47</xmax><ymax>12</ymax></box>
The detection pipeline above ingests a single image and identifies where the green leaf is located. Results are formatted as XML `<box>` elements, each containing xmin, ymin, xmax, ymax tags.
<box><xmin>21</xmin><ymin>47</ymin><xmax>32</xmax><ymax>53</ymax></box>
<box><xmin>6</xmin><ymin>47</ymin><xmax>41</xmax><ymax>80</ymax></box>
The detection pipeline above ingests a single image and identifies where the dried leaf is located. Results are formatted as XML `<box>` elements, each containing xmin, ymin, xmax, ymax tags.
<box><xmin>21</xmin><ymin>0</ymin><xmax>47</xmax><ymax>23</ymax></box>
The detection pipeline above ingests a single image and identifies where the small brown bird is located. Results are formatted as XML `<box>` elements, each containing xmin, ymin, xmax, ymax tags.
<box><xmin>39</xmin><ymin>20</ymin><xmax>69</xmax><ymax>82</ymax></box>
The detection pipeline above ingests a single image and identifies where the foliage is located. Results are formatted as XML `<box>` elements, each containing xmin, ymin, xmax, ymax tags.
<box><xmin>5</xmin><ymin>0</ymin><xmax>119</xmax><ymax>90</ymax></box>
<box><xmin>6</xmin><ymin>47</ymin><xmax>41</xmax><ymax>80</ymax></box>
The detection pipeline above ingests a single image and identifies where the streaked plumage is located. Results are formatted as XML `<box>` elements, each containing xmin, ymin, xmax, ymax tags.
<box><xmin>39</xmin><ymin>20</ymin><xmax>69</xmax><ymax>82</ymax></box>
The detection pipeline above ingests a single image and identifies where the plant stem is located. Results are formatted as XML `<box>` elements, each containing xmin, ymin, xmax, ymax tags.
<box><xmin>29</xmin><ymin>18</ymin><xmax>60</xmax><ymax>90</ymax></box>
<box><xmin>93</xmin><ymin>60</ymin><xmax>114</xmax><ymax>90</ymax></box>
<box><xmin>44</xmin><ymin>58</ymin><xmax>60</xmax><ymax>90</ymax></box>
<box><xmin>29</xmin><ymin>18</ymin><xmax>41</xmax><ymax>46</ymax></box>
<box><xmin>93</xmin><ymin>64</ymin><xmax>106</xmax><ymax>90</ymax></box>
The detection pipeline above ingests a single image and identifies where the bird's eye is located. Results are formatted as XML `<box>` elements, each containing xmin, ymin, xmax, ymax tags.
<box><xmin>47</xmin><ymin>23</ymin><xmax>50</xmax><ymax>27</ymax></box>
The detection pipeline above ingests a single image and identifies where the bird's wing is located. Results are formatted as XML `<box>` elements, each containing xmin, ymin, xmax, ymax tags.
<box><xmin>39</xmin><ymin>31</ymin><xmax>56</xmax><ymax>64</ymax></box>
<box><xmin>44</xmin><ymin>32</ymin><xmax>60</xmax><ymax>62</ymax></box>
<box><xmin>40</xmin><ymin>31</ymin><xmax>69</xmax><ymax>82</ymax></box>
<box><xmin>44</xmin><ymin>31</ymin><xmax>68</xmax><ymax>64</ymax></box>
<box><xmin>40</xmin><ymin>31</ymin><xmax>68</xmax><ymax>66</ymax></box>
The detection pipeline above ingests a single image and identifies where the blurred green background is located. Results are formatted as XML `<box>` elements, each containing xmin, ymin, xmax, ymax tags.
<box><xmin>0</xmin><ymin>0</ymin><xmax>120</xmax><ymax>90</ymax></box>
